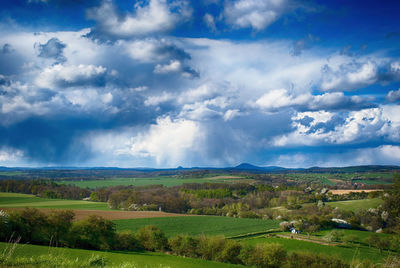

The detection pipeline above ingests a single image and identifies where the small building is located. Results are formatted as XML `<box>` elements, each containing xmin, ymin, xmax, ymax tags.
<box><xmin>290</xmin><ymin>227</ymin><xmax>300</xmax><ymax>234</ymax></box>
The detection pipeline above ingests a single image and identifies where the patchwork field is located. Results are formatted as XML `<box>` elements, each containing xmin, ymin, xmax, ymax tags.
<box><xmin>285</xmin><ymin>172</ymin><xmax>395</xmax><ymax>185</ymax></box>
<box><xmin>325</xmin><ymin>198</ymin><xmax>383</xmax><ymax>212</ymax></box>
<box><xmin>115</xmin><ymin>216</ymin><xmax>280</xmax><ymax>237</ymax></box>
<box><xmin>0</xmin><ymin>192</ymin><xmax>110</xmax><ymax>210</ymax></box>
<box><xmin>57</xmin><ymin>175</ymin><xmax>248</xmax><ymax>188</ymax></box>
<box><xmin>0</xmin><ymin>242</ymin><xmax>242</xmax><ymax>268</ymax></box>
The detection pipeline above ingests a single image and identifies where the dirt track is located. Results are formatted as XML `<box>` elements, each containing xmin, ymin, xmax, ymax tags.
<box><xmin>329</xmin><ymin>189</ymin><xmax>383</xmax><ymax>195</ymax></box>
<box><xmin>0</xmin><ymin>207</ymin><xmax>192</xmax><ymax>221</ymax></box>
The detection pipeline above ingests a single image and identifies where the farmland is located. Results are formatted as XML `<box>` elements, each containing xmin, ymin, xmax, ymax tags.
<box><xmin>240</xmin><ymin>235</ymin><xmax>393</xmax><ymax>263</ymax></box>
<box><xmin>325</xmin><ymin>198</ymin><xmax>383</xmax><ymax>212</ymax></box>
<box><xmin>0</xmin><ymin>242</ymin><xmax>242</xmax><ymax>268</ymax></box>
<box><xmin>115</xmin><ymin>216</ymin><xmax>280</xmax><ymax>237</ymax></box>
<box><xmin>57</xmin><ymin>175</ymin><xmax>248</xmax><ymax>188</ymax></box>
<box><xmin>0</xmin><ymin>192</ymin><xmax>110</xmax><ymax>210</ymax></box>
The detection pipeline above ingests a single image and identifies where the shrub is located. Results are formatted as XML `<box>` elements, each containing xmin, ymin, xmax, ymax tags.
<box><xmin>241</xmin><ymin>243</ymin><xmax>286</xmax><ymax>268</ymax></box>
<box><xmin>168</xmin><ymin>235</ymin><xmax>199</xmax><ymax>258</ymax></box>
<box><xmin>136</xmin><ymin>225</ymin><xmax>168</xmax><ymax>251</ymax></box>
<box><xmin>197</xmin><ymin>235</ymin><xmax>226</xmax><ymax>261</ymax></box>
<box><xmin>71</xmin><ymin>215</ymin><xmax>116</xmax><ymax>250</ymax></box>
<box><xmin>114</xmin><ymin>231</ymin><xmax>143</xmax><ymax>251</ymax></box>
<box><xmin>216</xmin><ymin>239</ymin><xmax>242</xmax><ymax>264</ymax></box>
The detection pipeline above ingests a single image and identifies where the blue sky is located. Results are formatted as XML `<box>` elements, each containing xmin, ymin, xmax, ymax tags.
<box><xmin>0</xmin><ymin>0</ymin><xmax>400</xmax><ymax>168</ymax></box>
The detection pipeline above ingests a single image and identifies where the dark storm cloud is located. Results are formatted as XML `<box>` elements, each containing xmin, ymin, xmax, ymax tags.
<box><xmin>1</xmin><ymin>44</ymin><xmax>13</xmax><ymax>54</ymax></box>
<box><xmin>0</xmin><ymin>117</ymin><xmax>94</xmax><ymax>163</ymax></box>
<box><xmin>37</xmin><ymin>37</ymin><xmax>66</xmax><ymax>63</ymax></box>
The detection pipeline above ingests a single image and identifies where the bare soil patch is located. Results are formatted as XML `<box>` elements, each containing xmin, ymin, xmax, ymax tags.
<box><xmin>329</xmin><ymin>189</ymin><xmax>383</xmax><ymax>195</ymax></box>
<box><xmin>0</xmin><ymin>207</ymin><xmax>191</xmax><ymax>221</ymax></box>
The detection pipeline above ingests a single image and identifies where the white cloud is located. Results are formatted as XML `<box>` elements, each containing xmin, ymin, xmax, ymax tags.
<box><xmin>154</xmin><ymin>60</ymin><xmax>182</xmax><ymax>73</ymax></box>
<box><xmin>87</xmin><ymin>0</ymin><xmax>191</xmax><ymax>39</ymax></box>
<box><xmin>144</xmin><ymin>91</ymin><xmax>174</xmax><ymax>106</ymax></box>
<box><xmin>223</xmin><ymin>109</ymin><xmax>240</xmax><ymax>121</ymax></box>
<box><xmin>35</xmin><ymin>64</ymin><xmax>107</xmax><ymax>89</ymax></box>
<box><xmin>255</xmin><ymin>89</ymin><xmax>374</xmax><ymax>112</ymax></box>
<box><xmin>129</xmin><ymin>116</ymin><xmax>203</xmax><ymax>165</ymax></box>
<box><xmin>224</xmin><ymin>0</ymin><xmax>287</xmax><ymax>30</ymax></box>
<box><xmin>0</xmin><ymin>148</ymin><xmax>24</xmax><ymax>164</ymax></box>
<box><xmin>387</xmin><ymin>88</ymin><xmax>400</xmax><ymax>102</ymax></box>
<box><xmin>321</xmin><ymin>61</ymin><xmax>378</xmax><ymax>91</ymax></box>
<box><xmin>272</xmin><ymin>105</ymin><xmax>400</xmax><ymax>147</ymax></box>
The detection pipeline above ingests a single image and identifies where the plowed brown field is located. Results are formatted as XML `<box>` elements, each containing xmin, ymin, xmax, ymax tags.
<box><xmin>0</xmin><ymin>207</ymin><xmax>191</xmax><ymax>221</ymax></box>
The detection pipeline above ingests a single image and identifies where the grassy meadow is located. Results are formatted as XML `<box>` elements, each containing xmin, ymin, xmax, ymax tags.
<box><xmin>0</xmin><ymin>242</ymin><xmax>242</xmax><ymax>268</ymax></box>
<box><xmin>0</xmin><ymin>192</ymin><xmax>110</xmax><ymax>210</ymax></box>
<box><xmin>57</xmin><ymin>175</ymin><xmax>248</xmax><ymax>189</ymax></box>
<box><xmin>325</xmin><ymin>198</ymin><xmax>383</xmax><ymax>212</ymax></box>
<box><xmin>115</xmin><ymin>216</ymin><xmax>280</xmax><ymax>237</ymax></box>
<box><xmin>240</xmin><ymin>235</ymin><xmax>394</xmax><ymax>263</ymax></box>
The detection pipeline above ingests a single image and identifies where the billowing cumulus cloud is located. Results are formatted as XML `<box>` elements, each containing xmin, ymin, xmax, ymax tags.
<box><xmin>35</xmin><ymin>64</ymin><xmax>107</xmax><ymax>89</ymax></box>
<box><xmin>255</xmin><ymin>89</ymin><xmax>376</xmax><ymax>112</ymax></box>
<box><xmin>224</xmin><ymin>0</ymin><xmax>287</xmax><ymax>30</ymax></box>
<box><xmin>86</xmin><ymin>0</ymin><xmax>192</xmax><ymax>40</ymax></box>
<box><xmin>387</xmin><ymin>88</ymin><xmax>400</xmax><ymax>102</ymax></box>
<box><xmin>0</xmin><ymin>0</ymin><xmax>400</xmax><ymax>167</ymax></box>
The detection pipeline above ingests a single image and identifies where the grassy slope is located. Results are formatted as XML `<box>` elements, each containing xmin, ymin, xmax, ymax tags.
<box><xmin>115</xmin><ymin>216</ymin><xmax>280</xmax><ymax>237</ymax></box>
<box><xmin>57</xmin><ymin>175</ymin><xmax>247</xmax><ymax>189</ymax></box>
<box><xmin>0</xmin><ymin>242</ymin><xmax>242</xmax><ymax>268</ymax></box>
<box><xmin>0</xmin><ymin>192</ymin><xmax>110</xmax><ymax>210</ymax></box>
<box><xmin>240</xmin><ymin>236</ymin><xmax>394</xmax><ymax>263</ymax></box>
<box><xmin>325</xmin><ymin>198</ymin><xmax>383</xmax><ymax>212</ymax></box>
<box><xmin>315</xmin><ymin>229</ymin><xmax>394</xmax><ymax>242</ymax></box>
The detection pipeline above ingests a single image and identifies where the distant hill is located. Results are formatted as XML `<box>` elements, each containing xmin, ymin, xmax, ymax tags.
<box><xmin>233</xmin><ymin>163</ymin><xmax>287</xmax><ymax>171</ymax></box>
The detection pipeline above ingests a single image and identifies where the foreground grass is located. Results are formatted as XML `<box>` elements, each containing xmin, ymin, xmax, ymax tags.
<box><xmin>115</xmin><ymin>216</ymin><xmax>280</xmax><ymax>237</ymax></box>
<box><xmin>57</xmin><ymin>175</ymin><xmax>248</xmax><ymax>189</ymax></box>
<box><xmin>0</xmin><ymin>192</ymin><xmax>110</xmax><ymax>210</ymax></box>
<box><xmin>0</xmin><ymin>242</ymin><xmax>241</xmax><ymax>268</ymax></box>
<box><xmin>240</xmin><ymin>235</ymin><xmax>396</xmax><ymax>263</ymax></box>
<box><xmin>325</xmin><ymin>198</ymin><xmax>383</xmax><ymax>212</ymax></box>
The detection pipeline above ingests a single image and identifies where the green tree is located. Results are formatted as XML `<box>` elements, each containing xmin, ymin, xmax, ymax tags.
<box><xmin>71</xmin><ymin>215</ymin><xmax>116</xmax><ymax>250</ymax></box>
<box><xmin>46</xmin><ymin>210</ymin><xmax>75</xmax><ymax>246</ymax></box>
<box><xmin>136</xmin><ymin>225</ymin><xmax>168</xmax><ymax>251</ymax></box>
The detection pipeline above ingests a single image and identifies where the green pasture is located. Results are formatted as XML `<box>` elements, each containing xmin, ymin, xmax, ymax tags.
<box><xmin>315</xmin><ymin>229</ymin><xmax>395</xmax><ymax>243</ymax></box>
<box><xmin>240</xmin><ymin>235</ymin><xmax>395</xmax><ymax>263</ymax></box>
<box><xmin>115</xmin><ymin>216</ymin><xmax>280</xmax><ymax>238</ymax></box>
<box><xmin>57</xmin><ymin>175</ymin><xmax>247</xmax><ymax>189</ymax></box>
<box><xmin>0</xmin><ymin>192</ymin><xmax>110</xmax><ymax>210</ymax></box>
<box><xmin>325</xmin><ymin>198</ymin><xmax>383</xmax><ymax>212</ymax></box>
<box><xmin>0</xmin><ymin>242</ymin><xmax>242</xmax><ymax>268</ymax></box>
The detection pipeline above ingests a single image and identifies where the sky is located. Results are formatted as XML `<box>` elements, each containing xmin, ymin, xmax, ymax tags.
<box><xmin>0</xmin><ymin>0</ymin><xmax>400</xmax><ymax>168</ymax></box>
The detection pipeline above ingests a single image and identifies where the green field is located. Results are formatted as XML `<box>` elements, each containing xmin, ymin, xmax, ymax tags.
<box><xmin>0</xmin><ymin>242</ymin><xmax>242</xmax><ymax>268</ymax></box>
<box><xmin>57</xmin><ymin>175</ymin><xmax>248</xmax><ymax>189</ymax></box>
<box><xmin>240</xmin><ymin>235</ymin><xmax>395</xmax><ymax>263</ymax></box>
<box><xmin>0</xmin><ymin>192</ymin><xmax>110</xmax><ymax>210</ymax></box>
<box><xmin>115</xmin><ymin>216</ymin><xmax>280</xmax><ymax>238</ymax></box>
<box><xmin>325</xmin><ymin>198</ymin><xmax>383</xmax><ymax>212</ymax></box>
<box><xmin>315</xmin><ymin>229</ymin><xmax>394</xmax><ymax>243</ymax></box>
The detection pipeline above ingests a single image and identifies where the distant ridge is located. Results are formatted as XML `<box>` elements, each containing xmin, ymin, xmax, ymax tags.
<box><xmin>233</xmin><ymin>163</ymin><xmax>287</xmax><ymax>171</ymax></box>
<box><xmin>0</xmin><ymin>164</ymin><xmax>399</xmax><ymax>173</ymax></box>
